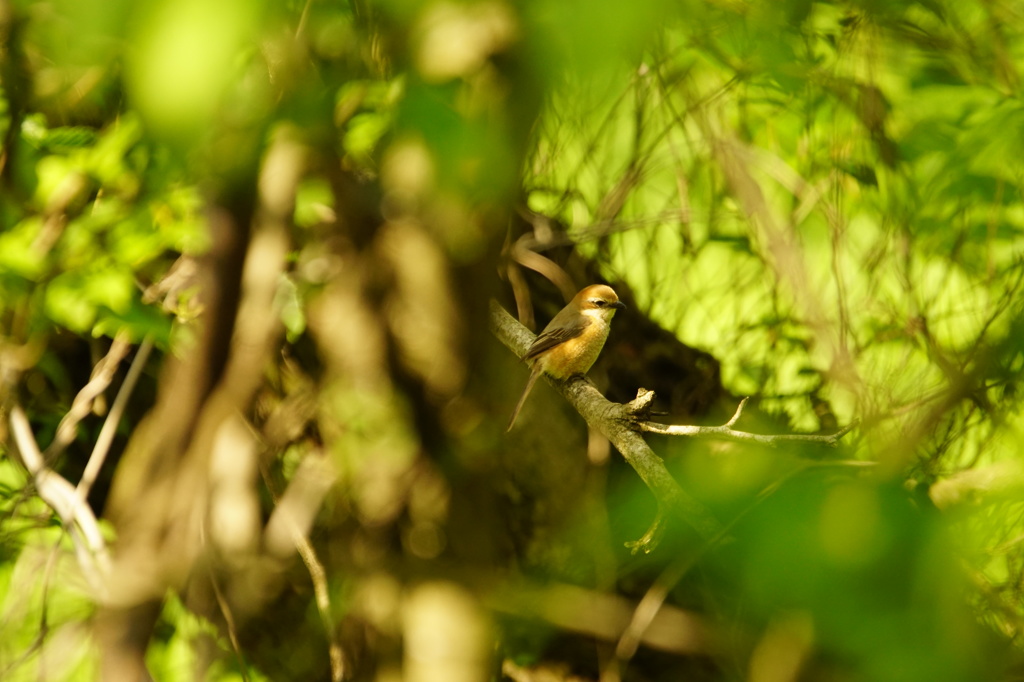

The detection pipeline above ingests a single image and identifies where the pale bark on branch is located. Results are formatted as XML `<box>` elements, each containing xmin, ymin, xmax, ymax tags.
<box><xmin>9</xmin><ymin>405</ymin><xmax>111</xmax><ymax>594</ymax></box>
<box><xmin>490</xmin><ymin>301</ymin><xmax>723</xmax><ymax>548</ymax></box>
<box><xmin>637</xmin><ymin>395</ymin><xmax>858</xmax><ymax>447</ymax></box>
<box><xmin>489</xmin><ymin>300</ymin><xmax>857</xmax><ymax>551</ymax></box>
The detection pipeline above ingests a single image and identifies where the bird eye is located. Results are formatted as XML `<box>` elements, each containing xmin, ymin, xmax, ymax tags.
<box><xmin>592</xmin><ymin>299</ymin><xmax>606</xmax><ymax>307</ymax></box>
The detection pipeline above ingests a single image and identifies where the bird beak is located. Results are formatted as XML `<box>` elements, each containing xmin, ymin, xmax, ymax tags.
<box><xmin>611</xmin><ymin>301</ymin><xmax>626</xmax><ymax>311</ymax></box>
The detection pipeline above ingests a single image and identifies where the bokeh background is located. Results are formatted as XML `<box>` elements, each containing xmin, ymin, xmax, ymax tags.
<box><xmin>2</xmin><ymin>0</ymin><xmax>1024</xmax><ymax>680</ymax></box>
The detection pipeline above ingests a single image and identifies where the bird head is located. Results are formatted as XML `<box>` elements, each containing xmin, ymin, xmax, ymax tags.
<box><xmin>576</xmin><ymin>284</ymin><xmax>626</xmax><ymax>320</ymax></box>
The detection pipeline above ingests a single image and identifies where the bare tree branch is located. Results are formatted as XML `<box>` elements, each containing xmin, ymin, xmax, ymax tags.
<box><xmin>261</xmin><ymin>452</ymin><xmax>344</xmax><ymax>682</ymax></box>
<box><xmin>636</xmin><ymin>395</ymin><xmax>859</xmax><ymax>447</ymax></box>
<box><xmin>44</xmin><ymin>335</ymin><xmax>132</xmax><ymax>460</ymax></box>
<box><xmin>9</xmin><ymin>405</ymin><xmax>111</xmax><ymax>594</ymax></box>
<box><xmin>489</xmin><ymin>581</ymin><xmax>712</xmax><ymax>657</ymax></box>
<box><xmin>490</xmin><ymin>300</ymin><xmax>859</xmax><ymax>552</ymax></box>
<box><xmin>490</xmin><ymin>301</ymin><xmax>724</xmax><ymax>548</ymax></box>
<box><xmin>73</xmin><ymin>337</ymin><xmax>154</xmax><ymax>514</ymax></box>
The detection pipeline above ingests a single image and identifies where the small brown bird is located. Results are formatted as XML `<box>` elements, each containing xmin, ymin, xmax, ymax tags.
<box><xmin>507</xmin><ymin>284</ymin><xmax>626</xmax><ymax>431</ymax></box>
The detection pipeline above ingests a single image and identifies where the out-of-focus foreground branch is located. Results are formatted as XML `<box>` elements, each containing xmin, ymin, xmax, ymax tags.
<box><xmin>8</xmin><ymin>405</ymin><xmax>112</xmax><ymax>594</ymax></box>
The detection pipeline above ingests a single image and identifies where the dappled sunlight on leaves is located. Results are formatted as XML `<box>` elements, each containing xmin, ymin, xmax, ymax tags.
<box><xmin>2</xmin><ymin>0</ymin><xmax>1024</xmax><ymax>680</ymax></box>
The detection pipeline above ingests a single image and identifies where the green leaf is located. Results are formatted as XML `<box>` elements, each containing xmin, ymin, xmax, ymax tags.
<box><xmin>0</xmin><ymin>217</ymin><xmax>47</xmax><ymax>279</ymax></box>
<box><xmin>45</xmin><ymin>272</ymin><xmax>97</xmax><ymax>332</ymax></box>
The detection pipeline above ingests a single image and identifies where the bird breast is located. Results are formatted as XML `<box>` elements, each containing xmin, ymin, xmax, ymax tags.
<box><xmin>537</xmin><ymin>321</ymin><xmax>611</xmax><ymax>378</ymax></box>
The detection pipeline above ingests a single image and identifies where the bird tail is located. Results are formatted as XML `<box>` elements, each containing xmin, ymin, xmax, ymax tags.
<box><xmin>506</xmin><ymin>367</ymin><xmax>541</xmax><ymax>432</ymax></box>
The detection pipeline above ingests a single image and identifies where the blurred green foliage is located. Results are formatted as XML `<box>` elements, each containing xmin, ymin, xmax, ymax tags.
<box><xmin>1</xmin><ymin>0</ymin><xmax>1024</xmax><ymax>680</ymax></box>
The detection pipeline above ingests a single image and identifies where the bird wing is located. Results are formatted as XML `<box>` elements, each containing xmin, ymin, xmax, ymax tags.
<box><xmin>523</xmin><ymin>317</ymin><xmax>591</xmax><ymax>361</ymax></box>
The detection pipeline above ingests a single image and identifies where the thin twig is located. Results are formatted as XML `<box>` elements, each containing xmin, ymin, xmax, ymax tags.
<box><xmin>208</xmin><ymin>566</ymin><xmax>251</xmax><ymax>682</ymax></box>
<box><xmin>723</xmin><ymin>397</ymin><xmax>747</xmax><ymax>427</ymax></box>
<box><xmin>293</xmin><ymin>526</ymin><xmax>345</xmax><ymax>682</ymax></box>
<box><xmin>9</xmin><ymin>406</ymin><xmax>111</xmax><ymax>593</ymax></box>
<box><xmin>44</xmin><ymin>335</ymin><xmax>132</xmax><ymax>460</ymax></box>
<box><xmin>638</xmin><ymin>398</ymin><xmax>858</xmax><ymax>448</ymax></box>
<box><xmin>260</xmin><ymin>457</ymin><xmax>345</xmax><ymax>682</ymax></box>
<box><xmin>295</xmin><ymin>0</ymin><xmax>314</xmax><ymax>41</ymax></box>
<box><xmin>74</xmin><ymin>337</ymin><xmax>153</xmax><ymax>506</ymax></box>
